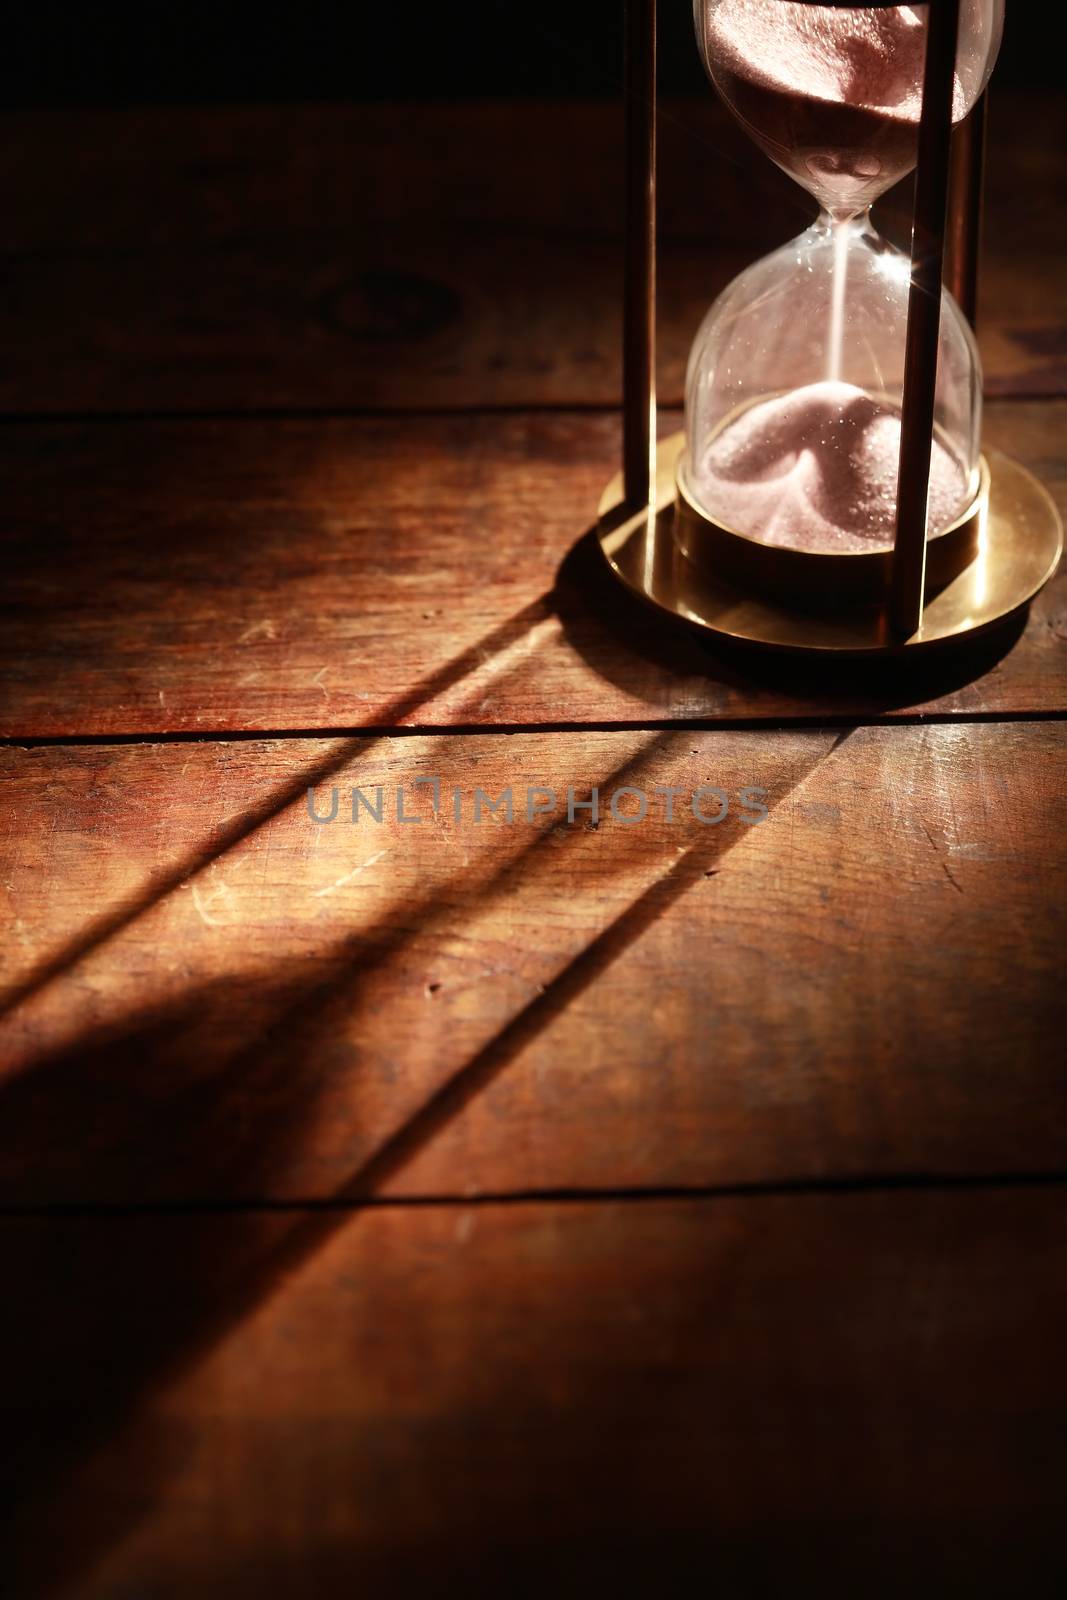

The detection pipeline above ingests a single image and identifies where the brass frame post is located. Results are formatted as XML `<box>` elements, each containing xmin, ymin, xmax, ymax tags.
<box><xmin>889</xmin><ymin>0</ymin><xmax>962</xmax><ymax>638</ymax></box>
<box><xmin>623</xmin><ymin>0</ymin><xmax>656</xmax><ymax>512</ymax></box>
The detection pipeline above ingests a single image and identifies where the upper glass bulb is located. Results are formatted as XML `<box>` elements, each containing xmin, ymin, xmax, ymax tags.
<box><xmin>695</xmin><ymin>0</ymin><xmax>1004</xmax><ymax>215</ymax></box>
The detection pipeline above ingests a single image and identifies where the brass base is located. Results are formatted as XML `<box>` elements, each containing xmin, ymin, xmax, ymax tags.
<box><xmin>596</xmin><ymin>431</ymin><xmax>1062</xmax><ymax>655</ymax></box>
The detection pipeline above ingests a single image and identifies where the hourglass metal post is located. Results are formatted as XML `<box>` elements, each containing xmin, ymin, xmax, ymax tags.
<box><xmin>623</xmin><ymin>0</ymin><xmax>657</xmax><ymax>512</ymax></box>
<box><xmin>889</xmin><ymin>0</ymin><xmax>962</xmax><ymax>637</ymax></box>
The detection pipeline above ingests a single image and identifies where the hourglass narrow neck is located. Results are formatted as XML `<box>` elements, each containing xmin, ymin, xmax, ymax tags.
<box><xmin>815</xmin><ymin>206</ymin><xmax>875</xmax><ymax>239</ymax></box>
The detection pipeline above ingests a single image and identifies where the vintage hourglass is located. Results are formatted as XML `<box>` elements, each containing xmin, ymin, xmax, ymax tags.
<box><xmin>597</xmin><ymin>0</ymin><xmax>1061</xmax><ymax>652</ymax></box>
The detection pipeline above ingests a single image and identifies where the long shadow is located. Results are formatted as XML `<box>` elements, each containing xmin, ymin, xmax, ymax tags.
<box><xmin>3</xmin><ymin>475</ymin><xmax>994</xmax><ymax>1592</ymax></box>
<box><xmin>1</xmin><ymin>449</ymin><xmax>895</xmax><ymax>1592</ymax></box>
<box><xmin>0</xmin><ymin>728</ymin><xmax>843</xmax><ymax>1596</ymax></box>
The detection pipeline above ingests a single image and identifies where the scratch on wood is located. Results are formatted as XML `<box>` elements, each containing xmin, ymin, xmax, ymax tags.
<box><xmin>190</xmin><ymin>880</ymin><xmax>224</xmax><ymax>927</ymax></box>
<box><xmin>942</xmin><ymin>861</ymin><xmax>965</xmax><ymax>895</ymax></box>
<box><xmin>312</xmin><ymin>848</ymin><xmax>390</xmax><ymax>898</ymax></box>
<box><xmin>237</xmin><ymin>619</ymin><xmax>277</xmax><ymax>646</ymax></box>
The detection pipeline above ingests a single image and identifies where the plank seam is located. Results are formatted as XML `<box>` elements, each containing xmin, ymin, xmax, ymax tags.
<box><xmin>3</xmin><ymin>1169</ymin><xmax>1067</xmax><ymax>1218</ymax></box>
<box><xmin>2</xmin><ymin>711</ymin><xmax>1065</xmax><ymax>747</ymax></box>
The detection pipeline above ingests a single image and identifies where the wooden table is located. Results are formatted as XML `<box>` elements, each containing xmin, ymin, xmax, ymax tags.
<box><xmin>1</xmin><ymin>95</ymin><xmax>1065</xmax><ymax>1597</ymax></box>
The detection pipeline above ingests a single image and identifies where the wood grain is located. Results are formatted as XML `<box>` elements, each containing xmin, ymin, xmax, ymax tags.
<box><xmin>3</xmin><ymin>1189</ymin><xmax>1066</xmax><ymax>1596</ymax></box>
<box><xmin>1</xmin><ymin>401</ymin><xmax>1064</xmax><ymax>738</ymax></box>
<box><xmin>0</xmin><ymin>95</ymin><xmax>1062</xmax><ymax>417</ymax></box>
<box><xmin>2</xmin><ymin>723</ymin><xmax>1063</xmax><ymax>1206</ymax></box>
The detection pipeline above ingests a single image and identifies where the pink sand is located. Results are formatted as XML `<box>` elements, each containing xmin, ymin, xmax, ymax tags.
<box><xmin>704</xmin><ymin>2</ymin><xmax>966</xmax><ymax>125</ymax></box>
<box><xmin>690</xmin><ymin>382</ymin><xmax>969</xmax><ymax>553</ymax></box>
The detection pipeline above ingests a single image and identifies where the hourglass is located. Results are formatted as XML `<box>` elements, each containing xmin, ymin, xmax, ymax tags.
<box><xmin>597</xmin><ymin>0</ymin><xmax>1061</xmax><ymax>653</ymax></box>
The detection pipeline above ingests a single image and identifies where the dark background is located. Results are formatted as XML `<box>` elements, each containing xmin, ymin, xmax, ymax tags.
<box><xmin>1</xmin><ymin>1</ymin><xmax>1051</xmax><ymax>109</ymax></box>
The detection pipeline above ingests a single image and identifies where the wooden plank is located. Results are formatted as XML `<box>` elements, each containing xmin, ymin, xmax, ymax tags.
<box><xmin>2</xmin><ymin>723</ymin><xmax>1064</xmax><ymax>1205</ymax></box>
<box><xmin>1</xmin><ymin>401</ymin><xmax>1064</xmax><ymax>738</ymax></box>
<box><xmin>2</xmin><ymin>1189</ymin><xmax>1065</xmax><ymax>1595</ymax></box>
<box><xmin>0</xmin><ymin>95</ymin><xmax>1061</xmax><ymax>416</ymax></box>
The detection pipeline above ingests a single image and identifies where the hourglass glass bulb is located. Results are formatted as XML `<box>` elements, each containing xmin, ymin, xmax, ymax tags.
<box><xmin>697</xmin><ymin>0</ymin><xmax>1003</xmax><ymax>214</ymax></box>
